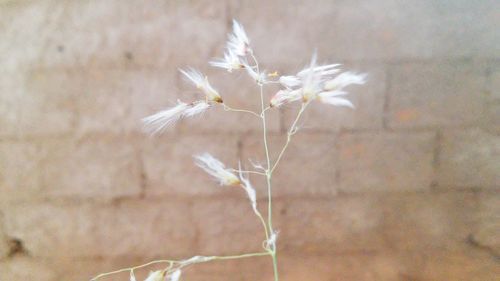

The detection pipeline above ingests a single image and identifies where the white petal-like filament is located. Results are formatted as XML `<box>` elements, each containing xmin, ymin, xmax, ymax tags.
<box><xmin>180</xmin><ymin>68</ymin><xmax>222</xmax><ymax>103</ymax></box>
<box><xmin>228</xmin><ymin>19</ymin><xmax>251</xmax><ymax>56</ymax></box>
<box><xmin>194</xmin><ymin>153</ymin><xmax>241</xmax><ymax>186</ymax></box>
<box><xmin>169</xmin><ymin>269</ymin><xmax>182</xmax><ymax>281</ymax></box>
<box><xmin>324</xmin><ymin>71</ymin><xmax>367</xmax><ymax>91</ymax></box>
<box><xmin>142</xmin><ymin>101</ymin><xmax>210</xmax><ymax>135</ymax></box>
<box><xmin>144</xmin><ymin>271</ymin><xmax>165</xmax><ymax>281</ymax></box>
<box><xmin>238</xmin><ymin>165</ymin><xmax>258</xmax><ymax>213</ymax></box>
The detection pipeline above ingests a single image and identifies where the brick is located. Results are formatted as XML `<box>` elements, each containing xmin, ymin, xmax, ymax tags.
<box><xmin>338</xmin><ymin>132</ymin><xmax>435</xmax><ymax>192</ymax></box>
<box><xmin>420</xmin><ymin>248</ymin><xmax>500</xmax><ymax>281</ymax></box>
<box><xmin>0</xmin><ymin>140</ymin><xmax>42</xmax><ymax>203</ymax></box>
<box><xmin>387</xmin><ymin>62</ymin><xmax>487</xmax><ymax>128</ymax></box>
<box><xmin>38</xmin><ymin>136</ymin><xmax>141</xmax><ymax>200</ymax></box>
<box><xmin>278</xmin><ymin>252</ymin><xmax>425</xmax><ymax>281</ymax></box>
<box><xmin>281</xmin><ymin>63</ymin><xmax>386</xmax><ymax>132</ymax></box>
<box><xmin>488</xmin><ymin>62</ymin><xmax>500</xmax><ymax>102</ymax></box>
<box><xmin>380</xmin><ymin>192</ymin><xmax>477</xmax><ymax>252</ymax></box>
<box><xmin>38</xmin><ymin>0</ymin><xmax>227</xmax><ymax>69</ymax></box>
<box><xmin>0</xmin><ymin>256</ymin><xmax>57</xmax><ymax>281</ymax></box>
<box><xmin>142</xmin><ymin>135</ymin><xmax>239</xmax><ymax>197</ymax></box>
<box><xmin>78</xmin><ymin>68</ymin><xmax>178</xmax><ymax>134</ymax></box>
<box><xmin>193</xmin><ymin>197</ymin><xmax>272</xmax><ymax>255</ymax></box>
<box><xmin>3</xmin><ymin>200</ymin><xmax>195</xmax><ymax>258</ymax></box>
<box><xmin>180</xmin><ymin>257</ymin><xmax>273</xmax><ymax>281</ymax></box>
<box><xmin>0</xmin><ymin>137</ymin><xmax>140</xmax><ymax>202</ymax></box>
<box><xmin>281</xmin><ymin>196</ymin><xmax>386</xmax><ymax>253</ymax></box>
<box><xmin>233</xmin><ymin>1</ymin><xmax>499</xmax><ymax>63</ymax></box>
<box><xmin>56</xmin><ymin>257</ymin><xmax>145</xmax><ymax>281</ymax></box>
<box><xmin>0</xmin><ymin>1</ymin><xmax>63</xmax><ymax>72</ymax></box>
<box><xmin>241</xmin><ymin>133</ymin><xmax>338</xmax><ymax>197</ymax></box>
<box><xmin>0</xmin><ymin>213</ymin><xmax>9</xmax><ymax>258</ymax></box>
<box><xmin>471</xmin><ymin>192</ymin><xmax>500</xmax><ymax>255</ymax></box>
<box><xmin>437</xmin><ymin>129</ymin><xmax>499</xmax><ymax>189</ymax></box>
<box><xmin>177</xmin><ymin>69</ymin><xmax>281</xmax><ymax>133</ymax></box>
<box><xmin>483</xmin><ymin>63</ymin><xmax>500</xmax><ymax>130</ymax></box>
<box><xmin>0</xmin><ymin>69</ymin><xmax>81</xmax><ymax>137</ymax></box>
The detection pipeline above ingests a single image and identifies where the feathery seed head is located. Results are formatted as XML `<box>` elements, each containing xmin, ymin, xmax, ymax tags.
<box><xmin>180</xmin><ymin>68</ymin><xmax>222</xmax><ymax>103</ymax></box>
<box><xmin>209</xmin><ymin>50</ymin><xmax>245</xmax><ymax>72</ymax></box>
<box><xmin>142</xmin><ymin>100</ymin><xmax>210</xmax><ymax>135</ymax></box>
<box><xmin>194</xmin><ymin>153</ymin><xmax>241</xmax><ymax>186</ymax></box>
<box><xmin>270</xmin><ymin>89</ymin><xmax>302</xmax><ymax>108</ymax></box>
<box><xmin>144</xmin><ymin>270</ymin><xmax>166</xmax><ymax>281</ymax></box>
<box><xmin>324</xmin><ymin>71</ymin><xmax>367</xmax><ymax>91</ymax></box>
<box><xmin>228</xmin><ymin>19</ymin><xmax>251</xmax><ymax>56</ymax></box>
<box><xmin>244</xmin><ymin>64</ymin><xmax>266</xmax><ymax>84</ymax></box>
<box><xmin>272</xmin><ymin>53</ymin><xmax>365</xmax><ymax>108</ymax></box>
<box><xmin>169</xmin><ymin>269</ymin><xmax>182</xmax><ymax>281</ymax></box>
<box><xmin>238</xmin><ymin>164</ymin><xmax>258</xmax><ymax>213</ymax></box>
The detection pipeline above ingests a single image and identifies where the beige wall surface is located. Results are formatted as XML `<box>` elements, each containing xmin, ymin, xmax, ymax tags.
<box><xmin>0</xmin><ymin>0</ymin><xmax>499</xmax><ymax>280</ymax></box>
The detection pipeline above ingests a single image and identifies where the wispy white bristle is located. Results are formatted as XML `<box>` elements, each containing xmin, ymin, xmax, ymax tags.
<box><xmin>144</xmin><ymin>270</ymin><xmax>165</xmax><ymax>281</ymax></box>
<box><xmin>142</xmin><ymin>100</ymin><xmax>210</xmax><ymax>135</ymax></box>
<box><xmin>169</xmin><ymin>269</ymin><xmax>182</xmax><ymax>281</ymax></box>
<box><xmin>179</xmin><ymin>68</ymin><xmax>222</xmax><ymax>102</ymax></box>
<box><xmin>194</xmin><ymin>153</ymin><xmax>240</xmax><ymax>186</ymax></box>
<box><xmin>238</xmin><ymin>163</ymin><xmax>258</xmax><ymax>214</ymax></box>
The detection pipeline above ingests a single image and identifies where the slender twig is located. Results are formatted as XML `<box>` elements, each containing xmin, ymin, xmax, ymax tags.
<box><xmin>223</xmin><ymin>104</ymin><xmax>262</xmax><ymax>118</ymax></box>
<box><xmin>91</xmin><ymin>252</ymin><xmax>269</xmax><ymax>281</ymax></box>
<box><xmin>270</xmin><ymin>101</ymin><xmax>309</xmax><ymax>174</ymax></box>
<box><xmin>229</xmin><ymin>168</ymin><xmax>266</xmax><ymax>176</ymax></box>
<box><xmin>91</xmin><ymin>260</ymin><xmax>174</xmax><ymax>280</ymax></box>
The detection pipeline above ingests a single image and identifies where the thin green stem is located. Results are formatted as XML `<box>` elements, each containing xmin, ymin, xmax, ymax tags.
<box><xmin>91</xmin><ymin>252</ymin><xmax>270</xmax><ymax>280</ymax></box>
<box><xmin>258</xmin><ymin>78</ymin><xmax>278</xmax><ymax>281</ymax></box>
<box><xmin>270</xmin><ymin>102</ymin><xmax>309</xmax><ymax>174</ymax></box>
<box><xmin>229</xmin><ymin>168</ymin><xmax>266</xmax><ymax>176</ymax></box>
<box><xmin>255</xmin><ymin>210</ymin><xmax>270</xmax><ymax>241</ymax></box>
<box><xmin>90</xmin><ymin>260</ymin><xmax>174</xmax><ymax>280</ymax></box>
<box><xmin>223</xmin><ymin>104</ymin><xmax>261</xmax><ymax>118</ymax></box>
<box><xmin>212</xmin><ymin>251</ymin><xmax>270</xmax><ymax>260</ymax></box>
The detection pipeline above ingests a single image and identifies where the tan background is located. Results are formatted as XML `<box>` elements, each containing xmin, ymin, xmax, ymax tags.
<box><xmin>1</xmin><ymin>0</ymin><xmax>499</xmax><ymax>280</ymax></box>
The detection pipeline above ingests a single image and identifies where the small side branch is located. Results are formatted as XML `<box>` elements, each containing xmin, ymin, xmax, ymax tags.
<box><xmin>90</xmin><ymin>252</ymin><xmax>270</xmax><ymax>281</ymax></box>
<box><xmin>223</xmin><ymin>104</ymin><xmax>262</xmax><ymax>118</ymax></box>
<box><xmin>270</xmin><ymin>101</ymin><xmax>309</xmax><ymax>174</ymax></box>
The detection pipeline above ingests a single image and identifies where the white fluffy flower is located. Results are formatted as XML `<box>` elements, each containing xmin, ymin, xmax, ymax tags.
<box><xmin>238</xmin><ymin>165</ymin><xmax>257</xmax><ymax>214</ymax></box>
<box><xmin>142</xmin><ymin>100</ymin><xmax>210</xmax><ymax>135</ymax></box>
<box><xmin>183</xmin><ymin>101</ymin><xmax>210</xmax><ymax>117</ymax></box>
<box><xmin>270</xmin><ymin>89</ymin><xmax>302</xmax><ymax>108</ymax></box>
<box><xmin>317</xmin><ymin>91</ymin><xmax>354</xmax><ymax>108</ymax></box>
<box><xmin>228</xmin><ymin>19</ymin><xmax>251</xmax><ymax>56</ymax></box>
<box><xmin>169</xmin><ymin>269</ymin><xmax>182</xmax><ymax>281</ymax></box>
<box><xmin>142</xmin><ymin>101</ymin><xmax>189</xmax><ymax>134</ymax></box>
<box><xmin>209</xmin><ymin>50</ymin><xmax>245</xmax><ymax>72</ymax></box>
<box><xmin>144</xmin><ymin>271</ymin><xmax>165</xmax><ymax>281</ymax></box>
<box><xmin>279</xmin><ymin>75</ymin><xmax>301</xmax><ymax>89</ymax></box>
<box><xmin>244</xmin><ymin>64</ymin><xmax>266</xmax><ymax>84</ymax></box>
<box><xmin>194</xmin><ymin>153</ymin><xmax>241</xmax><ymax>186</ymax></box>
<box><xmin>273</xmin><ymin>53</ymin><xmax>365</xmax><ymax>107</ymax></box>
<box><xmin>324</xmin><ymin>71</ymin><xmax>367</xmax><ymax>91</ymax></box>
<box><xmin>180</xmin><ymin>68</ymin><xmax>222</xmax><ymax>103</ymax></box>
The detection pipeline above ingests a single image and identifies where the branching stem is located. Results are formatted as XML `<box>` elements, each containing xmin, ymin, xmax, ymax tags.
<box><xmin>223</xmin><ymin>104</ymin><xmax>261</xmax><ymax>118</ymax></box>
<box><xmin>91</xmin><ymin>252</ymin><xmax>269</xmax><ymax>280</ymax></box>
<box><xmin>270</xmin><ymin>101</ymin><xmax>309</xmax><ymax>174</ymax></box>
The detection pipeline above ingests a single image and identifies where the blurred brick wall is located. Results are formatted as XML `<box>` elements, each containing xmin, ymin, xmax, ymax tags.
<box><xmin>0</xmin><ymin>0</ymin><xmax>499</xmax><ymax>280</ymax></box>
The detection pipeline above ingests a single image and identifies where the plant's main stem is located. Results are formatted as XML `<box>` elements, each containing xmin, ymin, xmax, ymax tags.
<box><xmin>258</xmin><ymin>83</ymin><xmax>279</xmax><ymax>281</ymax></box>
